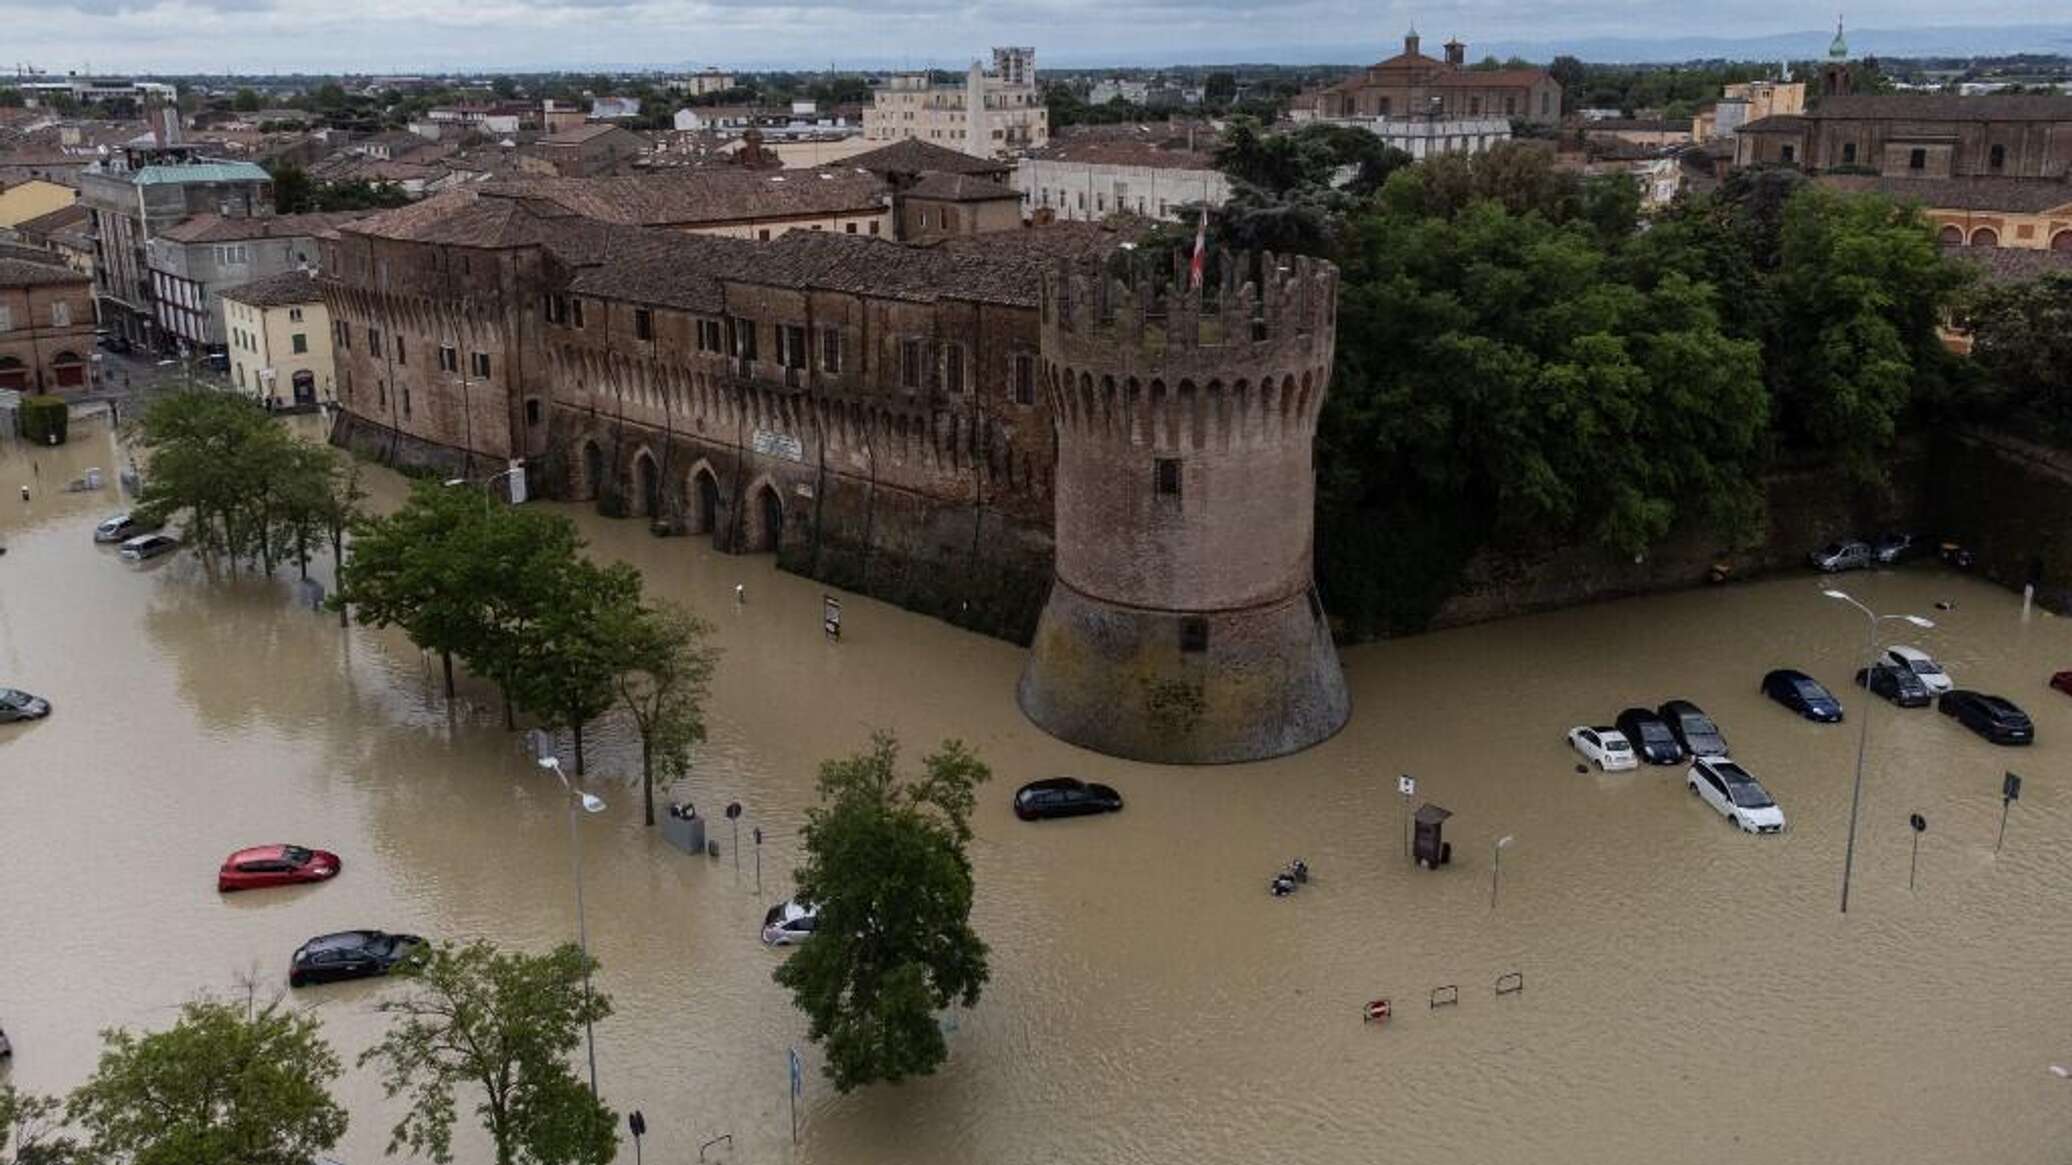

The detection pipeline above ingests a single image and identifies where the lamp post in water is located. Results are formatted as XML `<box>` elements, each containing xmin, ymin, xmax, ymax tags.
<box><xmin>1491</xmin><ymin>834</ymin><xmax>1514</xmax><ymax>909</ymax></box>
<box><xmin>539</xmin><ymin>756</ymin><xmax>605</xmax><ymax>1097</ymax></box>
<box><xmin>1822</xmin><ymin>589</ymin><xmax>1935</xmax><ymax>915</ymax></box>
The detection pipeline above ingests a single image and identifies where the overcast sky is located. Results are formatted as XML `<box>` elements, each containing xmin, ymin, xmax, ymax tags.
<box><xmin>4</xmin><ymin>0</ymin><xmax>2070</xmax><ymax>76</ymax></box>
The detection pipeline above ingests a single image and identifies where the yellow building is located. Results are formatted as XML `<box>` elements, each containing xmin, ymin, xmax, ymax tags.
<box><xmin>1817</xmin><ymin>175</ymin><xmax>2072</xmax><ymax>250</ymax></box>
<box><xmin>0</xmin><ymin>178</ymin><xmax>77</xmax><ymax>230</ymax></box>
<box><xmin>220</xmin><ymin>269</ymin><xmax>334</xmax><ymax>409</ymax></box>
<box><xmin>1694</xmin><ymin>80</ymin><xmax>1806</xmax><ymax>143</ymax></box>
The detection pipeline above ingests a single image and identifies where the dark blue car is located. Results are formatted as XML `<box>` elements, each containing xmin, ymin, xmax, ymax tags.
<box><xmin>1762</xmin><ymin>669</ymin><xmax>1843</xmax><ymax>723</ymax></box>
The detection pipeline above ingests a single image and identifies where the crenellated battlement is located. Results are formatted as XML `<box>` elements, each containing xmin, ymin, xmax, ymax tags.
<box><xmin>1039</xmin><ymin>249</ymin><xmax>1337</xmax><ymax>452</ymax></box>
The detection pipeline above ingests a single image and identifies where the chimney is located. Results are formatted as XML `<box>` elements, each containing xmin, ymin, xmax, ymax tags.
<box><xmin>1444</xmin><ymin>38</ymin><xmax>1466</xmax><ymax>66</ymax></box>
<box><xmin>1404</xmin><ymin>27</ymin><xmax>1421</xmax><ymax>58</ymax></box>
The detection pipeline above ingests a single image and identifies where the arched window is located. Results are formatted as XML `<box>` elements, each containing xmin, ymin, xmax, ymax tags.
<box><xmin>1937</xmin><ymin>225</ymin><xmax>1963</xmax><ymax>245</ymax></box>
<box><xmin>1969</xmin><ymin>227</ymin><xmax>1999</xmax><ymax>248</ymax></box>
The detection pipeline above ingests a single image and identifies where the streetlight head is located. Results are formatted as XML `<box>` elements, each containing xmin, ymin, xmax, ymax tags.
<box><xmin>443</xmin><ymin>477</ymin><xmax>467</xmax><ymax>488</ymax></box>
<box><xmin>579</xmin><ymin>793</ymin><xmax>607</xmax><ymax>814</ymax></box>
<box><xmin>1821</xmin><ymin>589</ymin><xmax>1851</xmax><ymax>602</ymax></box>
<box><xmin>1497</xmin><ymin>835</ymin><xmax>1515</xmax><ymax>848</ymax></box>
<box><xmin>537</xmin><ymin>756</ymin><xmax>562</xmax><ymax>771</ymax></box>
<box><xmin>1904</xmin><ymin>614</ymin><xmax>1935</xmax><ymax>628</ymax></box>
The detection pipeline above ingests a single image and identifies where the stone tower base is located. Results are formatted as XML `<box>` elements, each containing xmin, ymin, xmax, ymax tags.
<box><xmin>1017</xmin><ymin>579</ymin><xmax>1351</xmax><ymax>765</ymax></box>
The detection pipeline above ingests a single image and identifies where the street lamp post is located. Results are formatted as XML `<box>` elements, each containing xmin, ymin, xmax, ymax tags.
<box><xmin>1491</xmin><ymin>834</ymin><xmax>1514</xmax><ymax>910</ymax></box>
<box><xmin>443</xmin><ymin>466</ymin><xmax>522</xmax><ymax>510</ymax></box>
<box><xmin>1822</xmin><ymin>589</ymin><xmax>1935</xmax><ymax>915</ymax></box>
<box><xmin>539</xmin><ymin>756</ymin><xmax>604</xmax><ymax>1097</ymax></box>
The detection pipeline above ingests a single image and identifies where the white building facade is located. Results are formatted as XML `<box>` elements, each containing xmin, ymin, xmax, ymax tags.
<box><xmin>1319</xmin><ymin>116</ymin><xmax>1511</xmax><ymax>159</ymax></box>
<box><xmin>1018</xmin><ymin>154</ymin><xmax>1229</xmax><ymax>222</ymax></box>
<box><xmin>862</xmin><ymin>47</ymin><xmax>1048</xmax><ymax>158</ymax></box>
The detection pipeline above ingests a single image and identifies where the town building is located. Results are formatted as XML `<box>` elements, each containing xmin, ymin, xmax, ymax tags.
<box><xmin>1817</xmin><ymin>175</ymin><xmax>2072</xmax><ymax>250</ymax></box>
<box><xmin>143</xmin><ymin>211</ymin><xmax>358</xmax><ymax>352</ymax></box>
<box><xmin>862</xmin><ymin>47</ymin><xmax>1049</xmax><ymax>158</ymax></box>
<box><xmin>1019</xmin><ymin>132</ymin><xmax>1229</xmax><ymax>222</ymax></box>
<box><xmin>1335</xmin><ymin>115</ymin><xmax>1512</xmax><ymax>159</ymax></box>
<box><xmin>1579</xmin><ymin>119</ymin><xmax>1693</xmax><ymax>150</ymax></box>
<box><xmin>222</xmin><ymin>268</ymin><xmax>334</xmax><ymax>408</ymax></box>
<box><xmin>0</xmin><ymin>247</ymin><xmax>96</xmax><ymax>394</ymax></box>
<box><xmin>668</xmin><ymin>71</ymin><xmax>738</xmax><ymax>96</ymax></box>
<box><xmin>1735</xmin><ymin>94</ymin><xmax>2072</xmax><ymax>178</ymax></box>
<box><xmin>590</xmin><ymin>98</ymin><xmax>642</xmax><ymax>122</ymax></box>
<box><xmin>1693</xmin><ymin>79</ymin><xmax>1804</xmax><ymax>142</ymax></box>
<box><xmin>487</xmin><ymin>168</ymin><xmax>893</xmax><ymax>240</ymax></box>
<box><xmin>316</xmin><ymin>187</ymin><xmax>1348</xmax><ymax>763</ymax></box>
<box><xmin>77</xmin><ymin>158</ymin><xmax>275</xmax><ymax>349</ymax></box>
<box><xmin>1302</xmin><ymin>31</ymin><xmax>1562</xmax><ymax>126</ymax></box>
<box><xmin>0</xmin><ymin>178</ymin><xmax>77</xmax><ymax>230</ymax></box>
<box><xmin>4</xmin><ymin>203</ymin><xmax>96</xmax><ymax>281</ymax></box>
<box><xmin>523</xmin><ymin>125</ymin><xmax>649</xmax><ymax>178</ymax></box>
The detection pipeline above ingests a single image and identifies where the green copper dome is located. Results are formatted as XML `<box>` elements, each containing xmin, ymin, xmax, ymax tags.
<box><xmin>1828</xmin><ymin>16</ymin><xmax>1849</xmax><ymax>59</ymax></box>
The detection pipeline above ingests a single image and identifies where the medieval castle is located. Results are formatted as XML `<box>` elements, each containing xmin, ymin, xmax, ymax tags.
<box><xmin>319</xmin><ymin>169</ymin><xmax>1348</xmax><ymax>763</ymax></box>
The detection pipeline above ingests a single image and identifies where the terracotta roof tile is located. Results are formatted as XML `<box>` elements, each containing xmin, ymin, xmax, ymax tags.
<box><xmin>904</xmin><ymin>172</ymin><xmax>1021</xmax><ymax>202</ymax></box>
<box><xmin>1817</xmin><ymin>174</ymin><xmax>2072</xmax><ymax>214</ymax></box>
<box><xmin>1811</xmin><ymin>94</ymin><xmax>2072</xmax><ymax>122</ymax></box>
<box><xmin>221</xmin><ymin>267</ymin><xmax>323</xmax><ymax>308</ymax></box>
<box><xmin>158</xmin><ymin>211</ymin><xmax>370</xmax><ymax>244</ymax></box>
<box><xmin>844</xmin><ymin>139</ymin><xmax>1011</xmax><ymax>177</ymax></box>
<box><xmin>481</xmin><ymin>169</ymin><xmax>888</xmax><ymax>227</ymax></box>
<box><xmin>0</xmin><ymin>254</ymin><xmax>88</xmax><ymax>288</ymax></box>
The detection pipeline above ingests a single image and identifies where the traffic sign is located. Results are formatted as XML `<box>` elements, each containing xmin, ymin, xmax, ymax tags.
<box><xmin>788</xmin><ymin>1046</ymin><xmax>802</xmax><ymax>1096</ymax></box>
<box><xmin>2004</xmin><ymin>772</ymin><xmax>2023</xmax><ymax>802</ymax></box>
<box><xmin>1398</xmin><ymin>775</ymin><xmax>1415</xmax><ymax>797</ymax></box>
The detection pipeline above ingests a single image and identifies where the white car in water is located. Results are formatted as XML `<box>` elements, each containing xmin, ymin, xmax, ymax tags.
<box><xmin>1884</xmin><ymin>645</ymin><xmax>1954</xmax><ymax>696</ymax></box>
<box><xmin>1567</xmin><ymin>726</ymin><xmax>1638</xmax><ymax>772</ymax></box>
<box><xmin>1687</xmin><ymin>758</ymin><xmax>1786</xmax><ymax>834</ymax></box>
<box><xmin>761</xmin><ymin>899</ymin><xmax>818</xmax><ymax>946</ymax></box>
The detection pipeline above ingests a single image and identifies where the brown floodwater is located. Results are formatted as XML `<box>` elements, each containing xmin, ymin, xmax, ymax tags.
<box><xmin>4</xmin><ymin>415</ymin><xmax>2072</xmax><ymax>1164</ymax></box>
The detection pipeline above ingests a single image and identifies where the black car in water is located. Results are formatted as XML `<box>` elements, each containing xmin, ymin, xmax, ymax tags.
<box><xmin>289</xmin><ymin>930</ymin><xmax>424</xmax><ymax>987</ymax></box>
<box><xmin>1937</xmin><ymin>690</ymin><xmax>2034</xmax><ymax>746</ymax></box>
<box><xmin>1614</xmin><ymin>707</ymin><xmax>1686</xmax><ymax>765</ymax></box>
<box><xmin>1657</xmin><ymin>700</ymin><xmax>1729</xmax><ymax>758</ymax></box>
<box><xmin>1761</xmin><ymin>669</ymin><xmax>1844</xmax><ymax>723</ymax></box>
<box><xmin>1013</xmin><ymin>777</ymin><xmax>1124</xmax><ymax>821</ymax></box>
<box><xmin>1855</xmin><ymin>664</ymin><xmax>1931</xmax><ymax>708</ymax></box>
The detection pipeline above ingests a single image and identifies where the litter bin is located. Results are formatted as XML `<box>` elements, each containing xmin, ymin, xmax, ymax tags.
<box><xmin>659</xmin><ymin>800</ymin><xmax>706</xmax><ymax>856</ymax></box>
<box><xmin>1413</xmin><ymin>803</ymin><xmax>1454</xmax><ymax>869</ymax></box>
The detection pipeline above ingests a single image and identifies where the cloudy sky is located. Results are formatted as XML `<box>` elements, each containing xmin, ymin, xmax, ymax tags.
<box><xmin>3</xmin><ymin>0</ymin><xmax>2069</xmax><ymax>75</ymax></box>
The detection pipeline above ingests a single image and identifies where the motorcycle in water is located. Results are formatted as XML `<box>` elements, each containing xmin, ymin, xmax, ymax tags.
<box><xmin>1269</xmin><ymin>858</ymin><xmax>1311</xmax><ymax>897</ymax></box>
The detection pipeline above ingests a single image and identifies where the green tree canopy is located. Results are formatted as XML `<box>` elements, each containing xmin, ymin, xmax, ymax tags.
<box><xmin>1</xmin><ymin>1085</ymin><xmax>81</xmax><ymax>1165</ymax></box>
<box><xmin>1953</xmin><ymin>271</ymin><xmax>2072</xmax><ymax>435</ymax></box>
<box><xmin>67</xmin><ymin>998</ymin><xmax>347</xmax><ymax>1165</ymax></box>
<box><xmin>605</xmin><ymin>600</ymin><xmax>718</xmax><ymax>825</ymax></box>
<box><xmin>362</xmin><ymin>941</ymin><xmax>615</xmax><ymax>1165</ymax></box>
<box><xmin>774</xmin><ymin>733</ymin><xmax>991</xmax><ymax>1092</ymax></box>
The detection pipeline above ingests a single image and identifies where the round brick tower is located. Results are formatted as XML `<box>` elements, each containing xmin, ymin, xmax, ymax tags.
<box><xmin>1017</xmin><ymin>249</ymin><xmax>1350</xmax><ymax>764</ymax></box>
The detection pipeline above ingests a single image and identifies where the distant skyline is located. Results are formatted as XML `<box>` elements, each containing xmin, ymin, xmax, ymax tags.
<box><xmin>5</xmin><ymin>0</ymin><xmax>2072</xmax><ymax>76</ymax></box>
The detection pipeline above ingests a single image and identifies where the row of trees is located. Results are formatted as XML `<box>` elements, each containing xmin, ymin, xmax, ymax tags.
<box><xmin>0</xmin><ymin>941</ymin><xmax>612</xmax><ymax>1165</ymax></box>
<box><xmin>337</xmin><ymin>481</ymin><xmax>715</xmax><ymax>824</ymax></box>
<box><xmin>130</xmin><ymin>391</ymin><xmax>363</xmax><ymax>582</ymax></box>
<box><xmin>267</xmin><ymin>162</ymin><xmax>413</xmax><ymax>214</ymax></box>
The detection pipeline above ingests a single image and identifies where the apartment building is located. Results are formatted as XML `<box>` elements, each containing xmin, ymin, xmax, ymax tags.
<box><xmin>862</xmin><ymin>47</ymin><xmax>1048</xmax><ymax>158</ymax></box>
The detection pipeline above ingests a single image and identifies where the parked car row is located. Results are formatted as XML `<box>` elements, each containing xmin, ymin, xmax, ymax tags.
<box><xmin>1809</xmin><ymin>532</ymin><xmax>1923</xmax><ymax>573</ymax></box>
<box><xmin>209</xmin><ymin>843</ymin><xmax>411</xmax><ymax>987</ymax></box>
<box><xmin>95</xmin><ymin>512</ymin><xmax>181</xmax><ymax>561</ymax></box>
<box><xmin>0</xmin><ymin>687</ymin><xmax>51</xmax><ymax>723</ymax></box>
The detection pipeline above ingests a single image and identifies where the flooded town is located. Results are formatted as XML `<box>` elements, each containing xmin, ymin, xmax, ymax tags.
<box><xmin>7</xmin><ymin>17</ymin><xmax>2072</xmax><ymax>1164</ymax></box>
<box><xmin>5</xmin><ymin>415</ymin><xmax>2072</xmax><ymax>1163</ymax></box>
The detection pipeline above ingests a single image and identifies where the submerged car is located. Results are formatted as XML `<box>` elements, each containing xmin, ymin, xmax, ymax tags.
<box><xmin>288</xmin><ymin>930</ymin><xmax>422</xmax><ymax>987</ymax></box>
<box><xmin>1657</xmin><ymin>700</ymin><xmax>1729</xmax><ymax>759</ymax></box>
<box><xmin>1857</xmin><ymin>664</ymin><xmax>1932</xmax><ymax>708</ymax></box>
<box><xmin>1614</xmin><ymin>707</ymin><xmax>1686</xmax><ymax>765</ymax></box>
<box><xmin>1762</xmin><ymin>669</ymin><xmax>1844</xmax><ymax>723</ymax></box>
<box><xmin>1567</xmin><ymin>726</ymin><xmax>1638</xmax><ymax>772</ymax></box>
<box><xmin>1013</xmin><ymin>777</ymin><xmax>1124</xmax><ymax>821</ymax></box>
<box><xmin>94</xmin><ymin>512</ymin><xmax>160</xmax><ymax>543</ymax></box>
<box><xmin>761</xmin><ymin>899</ymin><xmax>819</xmax><ymax>946</ymax></box>
<box><xmin>1687</xmin><ymin>757</ymin><xmax>1786</xmax><ymax>833</ymax></box>
<box><xmin>1938</xmin><ymin>689</ymin><xmax>2034</xmax><ymax>745</ymax></box>
<box><xmin>118</xmin><ymin>532</ymin><xmax>179</xmax><ymax>561</ymax></box>
<box><xmin>1810</xmin><ymin>541</ymin><xmax>1872</xmax><ymax>572</ymax></box>
<box><xmin>218</xmin><ymin>844</ymin><xmax>341</xmax><ymax>892</ymax></box>
<box><xmin>1883</xmin><ymin>645</ymin><xmax>1954</xmax><ymax>695</ymax></box>
<box><xmin>2051</xmin><ymin>670</ymin><xmax>2072</xmax><ymax>699</ymax></box>
<box><xmin>0</xmin><ymin>688</ymin><xmax>51</xmax><ymax>722</ymax></box>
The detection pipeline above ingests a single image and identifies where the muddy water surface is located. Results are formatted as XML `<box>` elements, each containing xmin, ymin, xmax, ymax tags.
<box><xmin>3</xmin><ymin>418</ymin><xmax>2071</xmax><ymax>1164</ymax></box>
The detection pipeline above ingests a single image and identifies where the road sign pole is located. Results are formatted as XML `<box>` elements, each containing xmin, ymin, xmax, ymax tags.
<box><xmin>1398</xmin><ymin>774</ymin><xmax>1415</xmax><ymax>867</ymax></box>
<box><xmin>1909</xmin><ymin>832</ymin><xmax>1920</xmax><ymax>891</ymax></box>
<box><xmin>788</xmin><ymin>1047</ymin><xmax>802</xmax><ymax>1145</ymax></box>
<box><xmin>1998</xmin><ymin>772</ymin><xmax>2022</xmax><ymax>854</ymax></box>
<box><xmin>1997</xmin><ymin>800</ymin><xmax>2012</xmax><ymax>853</ymax></box>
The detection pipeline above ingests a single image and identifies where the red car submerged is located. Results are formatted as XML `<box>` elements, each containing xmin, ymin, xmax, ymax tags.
<box><xmin>218</xmin><ymin>845</ymin><xmax>341</xmax><ymax>892</ymax></box>
<box><xmin>2051</xmin><ymin>671</ymin><xmax>2072</xmax><ymax>698</ymax></box>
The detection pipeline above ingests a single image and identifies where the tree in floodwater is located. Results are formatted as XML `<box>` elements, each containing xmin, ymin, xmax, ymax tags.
<box><xmin>604</xmin><ymin>599</ymin><xmax>718</xmax><ymax>825</ymax></box>
<box><xmin>502</xmin><ymin>557</ymin><xmax>642</xmax><ymax>775</ymax></box>
<box><xmin>0</xmin><ymin>1084</ymin><xmax>82</xmax><ymax>1165</ymax></box>
<box><xmin>334</xmin><ymin>479</ymin><xmax>499</xmax><ymax>699</ymax></box>
<box><xmin>360</xmin><ymin>940</ymin><xmax>615</xmax><ymax>1165</ymax></box>
<box><xmin>131</xmin><ymin>389</ymin><xmax>336</xmax><ymax>574</ymax></box>
<box><xmin>66</xmin><ymin>998</ymin><xmax>347</xmax><ymax>1165</ymax></box>
<box><xmin>774</xmin><ymin>733</ymin><xmax>991</xmax><ymax>1091</ymax></box>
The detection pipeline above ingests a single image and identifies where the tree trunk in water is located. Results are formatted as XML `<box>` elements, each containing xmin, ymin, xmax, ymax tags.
<box><xmin>503</xmin><ymin>689</ymin><xmax>514</xmax><ymax>730</ymax></box>
<box><xmin>573</xmin><ymin>717</ymin><xmax>587</xmax><ymax>776</ymax></box>
<box><xmin>297</xmin><ymin>527</ymin><xmax>308</xmax><ymax>580</ymax></box>
<box><xmin>642</xmin><ymin>737</ymin><xmax>655</xmax><ymax>826</ymax></box>
<box><xmin>332</xmin><ymin>524</ymin><xmax>348</xmax><ymax>627</ymax></box>
<box><xmin>442</xmin><ymin>650</ymin><xmax>455</xmax><ymax>699</ymax></box>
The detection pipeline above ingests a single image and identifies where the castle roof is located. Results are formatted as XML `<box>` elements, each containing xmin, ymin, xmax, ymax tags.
<box><xmin>158</xmin><ymin>211</ymin><xmax>368</xmax><ymax>244</ymax></box>
<box><xmin>480</xmin><ymin>168</ymin><xmax>888</xmax><ymax>227</ymax></box>
<box><xmin>1804</xmin><ymin>94</ymin><xmax>2072</xmax><ymax>122</ymax></box>
<box><xmin>1816</xmin><ymin>174</ymin><xmax>2072</xmax><ymax>214</ymax></box>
